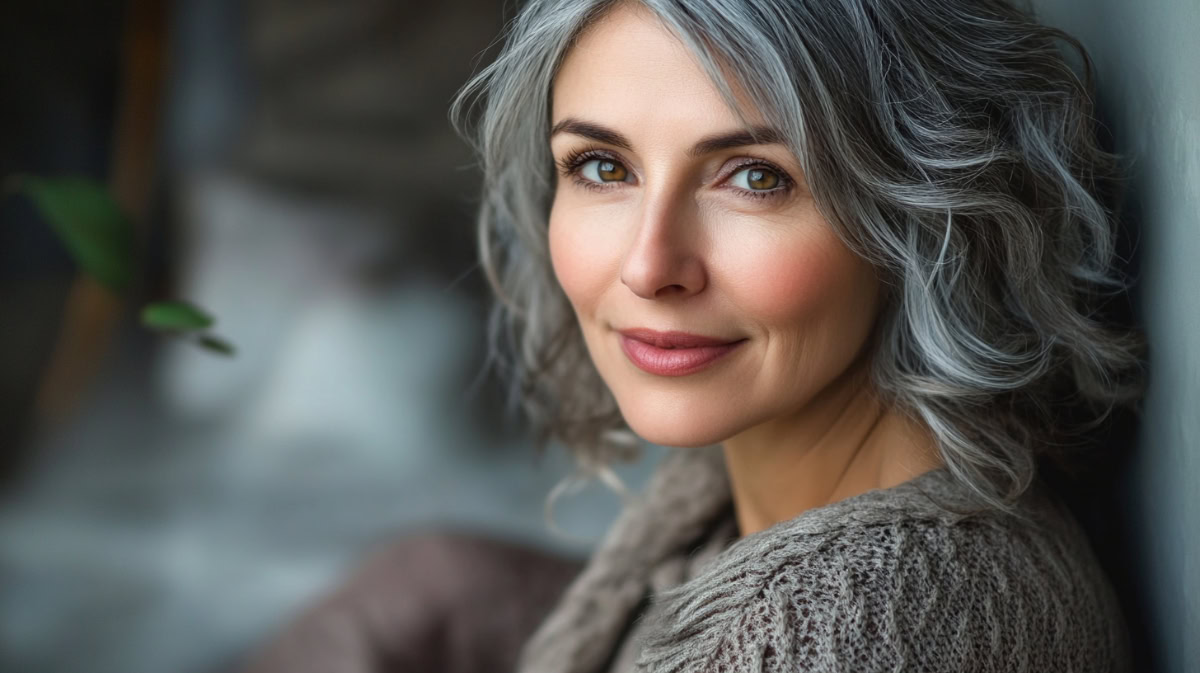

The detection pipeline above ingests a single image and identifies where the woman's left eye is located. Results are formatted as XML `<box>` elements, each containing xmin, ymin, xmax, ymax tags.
<box><xmin>729</xmin><ymin>166</ymin><xmax>783</xmax><ymax>192</ymax></box>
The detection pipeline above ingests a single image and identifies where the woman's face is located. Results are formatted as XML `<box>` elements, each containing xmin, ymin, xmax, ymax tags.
<box><xmin>548</xmin><ymin>3</ymin><xmax>883</xmax><ymax>448</ymax></box>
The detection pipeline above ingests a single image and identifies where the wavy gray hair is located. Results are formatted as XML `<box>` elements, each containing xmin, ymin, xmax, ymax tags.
<box><xmin>450</xmin><ymin>0</ymin><xmax>1146</xmax><ymax>526</ymax></box>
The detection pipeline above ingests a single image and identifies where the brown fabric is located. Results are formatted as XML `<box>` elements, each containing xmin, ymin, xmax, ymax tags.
<box><xmin>236</xmin><ymin>531</ymin><xmax>584</xmax><ymax>673</ymax></box>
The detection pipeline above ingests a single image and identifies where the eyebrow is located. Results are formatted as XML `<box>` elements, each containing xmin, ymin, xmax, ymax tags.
<box><xmin>548</xmin><ymin>117</ymin><xmax>787</xmax><ymax>157</ymax></box>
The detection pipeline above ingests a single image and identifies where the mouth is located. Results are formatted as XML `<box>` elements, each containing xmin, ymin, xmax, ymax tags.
<box><xmin>616</xmin><ymin>328</ymin><xmax>747</xmax><ymax>377</ymax></box>
<box><xmin>617</xmin><ymin>328</ymin><xmax>743</xmax><ymax>349</ymax></box>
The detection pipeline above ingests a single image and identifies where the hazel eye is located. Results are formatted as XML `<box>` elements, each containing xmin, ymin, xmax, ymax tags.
<box><xmin>579</xmin><ymin>158</ymin><xmax>629</xmax><ymax>183</ymax></box>
<box><xmin>730</xmin><ymin>166</ymin><xmax>781</xmax><ymax>191</ymax></box>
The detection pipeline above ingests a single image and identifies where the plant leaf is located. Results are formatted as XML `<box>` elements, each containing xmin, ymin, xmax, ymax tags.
<box><xmin>196</xmin><ymin>334</ymin><xmax>236</xmax><ymax>357</ymax></box>
<box><xmin>141</xmin><ymin>300</ymin><xmax>215</xmax><ymax>331</ymax></box>
<box><xmin>18</xmin><ymin>176</ymin><xmax>136</xmax><ymax>291</ymax></box>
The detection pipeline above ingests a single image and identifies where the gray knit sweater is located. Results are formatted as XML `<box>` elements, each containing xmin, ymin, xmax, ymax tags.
<box><xmin>514</xmin><ymin>445</ymin><xmax>1132</xmax><ymax>673</ymax></box>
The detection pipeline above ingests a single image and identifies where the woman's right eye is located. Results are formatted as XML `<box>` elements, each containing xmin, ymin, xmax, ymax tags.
<box><xmin>577</xmin><ymin>158</ymin><xmax>630</xmax><ymax>184</ymax></box>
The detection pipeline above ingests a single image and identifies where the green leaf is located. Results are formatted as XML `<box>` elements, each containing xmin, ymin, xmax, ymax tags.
<box><xmin>195</xmin><ymin>334</ymin><xmax>236</xmax><ymax>357</ymax></box>
<box><xmin>18</xmin><ymin>176</ymin><xmax>135</xmax><ymax>291</ymax></box>
<box><xmin>141</xmin><ymin>300</ymin><xmax>215</xmax><ymax>331</ymax></box>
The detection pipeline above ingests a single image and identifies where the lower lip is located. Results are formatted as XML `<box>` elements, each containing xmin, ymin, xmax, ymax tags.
<box><xmin>619</xmin><ymin>335</ymin><xmax>746</xmax><ymax>377</ymax></box>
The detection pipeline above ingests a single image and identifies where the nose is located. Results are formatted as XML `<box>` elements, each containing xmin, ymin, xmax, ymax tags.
<box><xmin>619</xmin><ymin>192</ymin><xmax>707</xmax><ymax>300</ymax></box>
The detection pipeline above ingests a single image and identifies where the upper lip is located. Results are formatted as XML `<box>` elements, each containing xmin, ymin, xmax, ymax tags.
<box><xmin>618</xmin><ymin>328</ymin><xmax>744</xmax><ymax>348</ymax></box>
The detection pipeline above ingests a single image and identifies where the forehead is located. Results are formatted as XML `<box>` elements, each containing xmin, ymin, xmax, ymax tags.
<box><xmin>550</xmin><ymin>3</ymin><xmax>764</xmax><ymax>134</ymax></box>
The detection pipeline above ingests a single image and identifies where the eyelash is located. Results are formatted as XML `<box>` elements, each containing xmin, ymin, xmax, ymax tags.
<box><xmin>554</xmin><ymin>146</ymin><xmax>795</xmax><ymax>202</ymax></box>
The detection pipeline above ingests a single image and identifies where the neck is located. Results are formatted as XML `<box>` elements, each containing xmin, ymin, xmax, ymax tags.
<box><xmin>720</xmin><ymin>356</ymin><xmax>943</xmax><ymax>538</ymax></box>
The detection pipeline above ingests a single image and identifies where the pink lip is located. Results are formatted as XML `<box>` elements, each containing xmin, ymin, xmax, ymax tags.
<box><xmin>617</xmin><ymin>329</ymin><xmax>746</xmax><ymax>377</ymax></box>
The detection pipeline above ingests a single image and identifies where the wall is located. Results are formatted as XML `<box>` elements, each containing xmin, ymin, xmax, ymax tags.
<box><xmin>1030</xmin><ymin>1</ymin><xmax>1200</xmax><ymax>671</ymax></box>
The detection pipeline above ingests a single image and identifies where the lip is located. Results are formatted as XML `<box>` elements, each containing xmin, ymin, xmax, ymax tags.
<box><xmin>617</xmin><ymin>328</ymin><xmax>747</xmax><ymax>377</ymax></box>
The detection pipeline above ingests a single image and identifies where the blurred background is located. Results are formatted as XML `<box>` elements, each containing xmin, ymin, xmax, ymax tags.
<box><xmin>0</xmin><ymin>1</ymin><xmax>1195</xmax><ymax>672</ymax></box>
<box><xmin>0</xmin><ymin>2</ymin><xmax>666</xmax><ymax>672</ymax></box>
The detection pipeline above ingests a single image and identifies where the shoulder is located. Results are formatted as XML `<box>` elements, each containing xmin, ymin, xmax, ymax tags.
<box><xmin>634</xmin><ymin>486</ymin><xmax>1130</xmax><ymax>673</ymax></box>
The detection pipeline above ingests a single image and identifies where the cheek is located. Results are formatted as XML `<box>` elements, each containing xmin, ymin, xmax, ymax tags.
<box><xmin>548</xmin><ymin>199</ymin><xmax>620</xmax><ymax>314</ymax></box>
<box><xmin>724</xmin><ymin>228</ymin><xmax>874</xmax><ymax>325</ymax></box>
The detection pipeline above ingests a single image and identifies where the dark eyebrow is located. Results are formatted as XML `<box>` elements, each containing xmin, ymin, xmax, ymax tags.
<box><xmin>549</xmin><ymin>118</ymin><xmax>634</xmax><ymax>151</ymax></box>
<box><xmin>549</xmin><ymin>117</ymin><xmax>786</xmax><ymax>157</ymax></box>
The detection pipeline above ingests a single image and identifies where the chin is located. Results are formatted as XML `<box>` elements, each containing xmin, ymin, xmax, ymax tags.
<box><xmin>613</xmin><ymin>391</ymin><xmax>745</xmax><ymax>448</ymax></box>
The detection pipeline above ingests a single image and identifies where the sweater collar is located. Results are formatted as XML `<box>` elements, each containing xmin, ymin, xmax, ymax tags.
<box><xmin>514</xmin><ymin>445</ymin><xmax>733</xmax><ymax>673</ymax></box>
<box><xmin>516</xmin><ymin>445</ymin><xmax>996</xmax><ymax>673</ymax></box>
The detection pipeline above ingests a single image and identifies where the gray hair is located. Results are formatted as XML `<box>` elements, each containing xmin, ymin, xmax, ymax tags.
<box><xmin>450</xmin><ymin>0</ymin><xmax>1146</xmax><ymax>527</ymax></box>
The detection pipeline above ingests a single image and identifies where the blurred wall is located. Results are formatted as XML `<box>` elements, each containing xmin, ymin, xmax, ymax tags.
<box><xmin>1029</xmin><ymin>1</ymin><xmax>1200</xmax><ymax>671</ymax></box>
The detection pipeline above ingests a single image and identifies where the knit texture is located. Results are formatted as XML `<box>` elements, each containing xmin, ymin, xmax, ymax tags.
<box><xmin>514</xmin><ymin>445</ymin><xmax>1132</xmax><ymax>673</ymax></box>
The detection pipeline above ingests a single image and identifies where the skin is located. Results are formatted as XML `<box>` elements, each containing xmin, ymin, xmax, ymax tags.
<box><xmin>548</xmin><ymin>2</ymin><xmax>944</xmax><ymax>538</ymax></box>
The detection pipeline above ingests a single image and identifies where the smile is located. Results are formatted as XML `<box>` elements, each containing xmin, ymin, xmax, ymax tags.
<box><xmin>618</xmin><ymin>330</ymin><xmax>747</xmax><ymax>377</ymax></box>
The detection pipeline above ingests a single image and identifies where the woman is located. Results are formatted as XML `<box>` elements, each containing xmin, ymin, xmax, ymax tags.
<box><xmin>448</xmin><ymin>0</ymin><xmax>1145</xmax><ymax>671</ymax></box>
<box><xmin>238</xmin><ymin>0</ymin><xmax>1144</xmax><ymax>671</ymax></box>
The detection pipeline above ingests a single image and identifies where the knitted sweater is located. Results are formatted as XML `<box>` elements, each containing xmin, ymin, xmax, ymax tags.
<box><xmin>514</xmin><ymin>445</ymin><xmax>1132</xmax><ymax>673</ymax></box>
